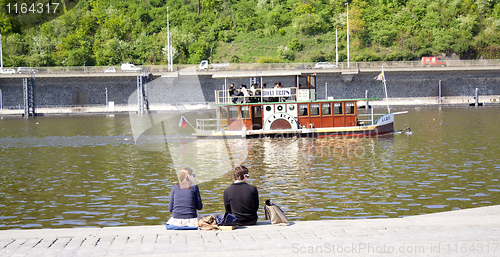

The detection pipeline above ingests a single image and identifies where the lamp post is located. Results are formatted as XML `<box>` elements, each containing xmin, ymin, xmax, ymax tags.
<box><xmin>0</xmin><ymin>34</ymin><xmax>3</xmax><ymax>71</ymax></box>
<box><xmin>345</xmin><ymin>2</ymin><xmax>350</xmax><ymax>68</ymax></box>
<box><xmin>335</xmin><ymin>29</ymin><xmax>338</xmax><ymax>67</ymax></box>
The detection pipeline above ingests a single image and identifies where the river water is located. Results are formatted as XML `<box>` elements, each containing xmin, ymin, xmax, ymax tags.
<box><xmin>0</xmin><ymin>105</ymin><xmax>499</xmax><ymax>230</ymax></box>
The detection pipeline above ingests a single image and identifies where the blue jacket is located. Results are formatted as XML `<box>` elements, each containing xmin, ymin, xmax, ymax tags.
<box><xmin>168</xmin><ymin>184</ymin><xmax>203</xmax><ymax>219</ymax></box>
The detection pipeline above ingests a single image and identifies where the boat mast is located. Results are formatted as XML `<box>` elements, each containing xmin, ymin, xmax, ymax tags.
<box><xmin>382</xmin><ymin>66</ymin><xmax>390</xmax><ymax>114</ymax></box>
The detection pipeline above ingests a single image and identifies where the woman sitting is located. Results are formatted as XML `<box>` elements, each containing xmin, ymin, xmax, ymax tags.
<box><xmin>166</xmin><ymin>168</ymin><xmax>203</xmax><ymax>229</ymax></box>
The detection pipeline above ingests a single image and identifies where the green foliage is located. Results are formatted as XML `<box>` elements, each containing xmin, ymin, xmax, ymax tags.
<box><xmin>263</xmin><ymin>25</ymin><xmax>278</xmax><ymax>37</ymax></box>
<box><xmin>310</xmin><ymin>51</ymin><xmax>325</xmax><ymax>62</ymax></box>
<box><xmin>257</xmin><ymin>56</ymin><xmax>280</xmax><ymax>63</ymax></box>
<box><xmin>188</xmin><ymin>40</ymin><xmax>209</xmax><ymax>64</ymax></box>
<box><xmin>294</xmin><ymin>13</ymin><xmax>324</xmax><ymax>35</ymax></box>
<box><xmin>3</xmin><ymin>0</ymin><xmax>500</xmax><ymax>67</ymax></box>
<box><xmin>353</xmin><ymin>50</ymin><xmax>381</xmax><ymax>62</ymax></box>
<box><xmin>277</xmin><ymin>45</ymin><xmax>294</xmax><ymax>61</ymax></box>
<box><xmin>288</xmin><ymin>38</ymin><xmax>303</xmax><ymax>51</ymax></box>
<box><xmin>294</xmin><ymin>2</ymin><xmax>315</xmax><ymax>17</ymax></box>
<box><xmin>230</xmin><ymin>55</ymin><xmax>241</xmax><ymax>63</ymax></box>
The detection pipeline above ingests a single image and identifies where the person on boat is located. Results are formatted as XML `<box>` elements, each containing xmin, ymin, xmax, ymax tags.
<box><xmin>239</xmin><ymin>85</ymin><xmax>250</xmax><ymax>103</ymax></box>
<box><xmin>166</xmin><ymin>167</ymin><xmax>203</xmax><ymax>228</ymax></box>
<box><xmin>261</xmin><ymin>84</ymin><xmax>267</xmax><ymax>102</ymax></box>
<box><xmin>223</xmin><ymin>165</ymin><xmax>259</xmax><ymax>226</ymax></box>
<box><xmin>229</xmin><ymin>84</ymin><xmax>238</xmax><ymax>103</ymax></box>
<box><xmin>249</xmin><ymin>84</ymin><xmax>258</xmax><ymax>103</ymax></box>
<box><xmin>270</xmin><ymin>83</ymin><xmax>280</xmax><ymax>102</ymax></box>
<box><xmin>277</xmin><ymin>82</ymin><xmax>289</xmax><ymax>102</ymax></box>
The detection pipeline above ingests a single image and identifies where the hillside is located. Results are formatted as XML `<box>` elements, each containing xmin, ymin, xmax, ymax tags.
<box><xmin>1</xmin><ymin>0</ymin><xmax>500</xmax><ymax>67</ymax></box>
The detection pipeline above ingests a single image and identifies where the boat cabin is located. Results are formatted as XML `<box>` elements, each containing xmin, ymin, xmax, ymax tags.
<box><xmin>201</xmin><ymin>73</ymin><xmax>373</xmax><ymax>133</ymax></box>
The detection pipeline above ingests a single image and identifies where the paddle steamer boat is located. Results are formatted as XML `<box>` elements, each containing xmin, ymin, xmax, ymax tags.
<box><xmin>193</xmin><ymin>71</ymin><xmax>398</xmax><ymax>138</ymax></box>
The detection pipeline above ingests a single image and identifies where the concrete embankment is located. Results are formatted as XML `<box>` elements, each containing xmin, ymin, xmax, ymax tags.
<box><xmin>1</xmin><ymin>69</ymin><xmax>500</xmax><ymax>111</ymax></box>
<box><xmin>1</xmin><ymin>205</ymin><xmax>499</xmax><ymax>257</ymax></box>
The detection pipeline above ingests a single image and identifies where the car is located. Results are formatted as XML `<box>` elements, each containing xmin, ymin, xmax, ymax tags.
<box><xmin>314</xmin><ymin>62</ymin><xmax>338</xmax><ymax>69</ymax></box>
<box><xmin>17</xmin><ymin>67</ymin><xmax>38</xmax><ymax>74</ymax></box>
<box><xmin>121</xmin><ymin>63</ymin><xmax>142</xmax><ymax>72</ymax></box>
<box><xmin>104</xmin><ymin>67</ymin><xmax>117</xmax><ymax>73</ymax></box>
<box><xmin>0</xmin><ymin>68</ymin><xmax>16</xmax><ymax>74</ymax></box>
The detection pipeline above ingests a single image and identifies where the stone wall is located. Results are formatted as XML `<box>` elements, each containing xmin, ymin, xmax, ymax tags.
<box><xmin>1</xmin><ymin>70</ymin><xmax>499</xmax><ymax>108</ymax></box>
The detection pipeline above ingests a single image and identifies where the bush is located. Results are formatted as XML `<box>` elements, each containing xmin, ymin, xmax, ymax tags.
<box><xmin>452</xmin><ymin>39</ymin><xmax>473</xmax><ymax>57</ymax></box>
<box><xmin>294</xmin><ymin>13</ymin><xmax>324</xmax><ymax>35</ymax></box>
<box><xmin>218</xmin><ymin>30</ymin><xmax>233</xmax><ymax>42</ymax></box>
<box><xmin>288</xmin><ymin>38</ymin><xmax>303</xmax><ymax>51</ymax></box>
<box><xmin>264</xmin><ymin>25</ymin><xmax>278</xmax><ymax>37</ymax></box>
<box><xmin>388</xmin><ymin>51</ymin><xmax>415</xmax><ymax>61</ymax></box>
<box><xmin>230</xmin><ymin>55</ymin><xmax>241</xmax><ymax>63</ymax></box>
<box><xmin>310</xmin><ymin>51</ymin><xmax>325</xmax><ymax>62</ymax></box>
<box><xmin>353</xmin><ymin>51</ymin><xmax>381</xmax><ymax>62</ymax></box>
<box><xmin>277</xmin><ymin>45</ymin><xmax>294</xmax><ymax>61</ymax></box>
<box><xmin>254</xmin><ymin>30</ymin><xmax>264</xmax><ymax>38</ymax></box>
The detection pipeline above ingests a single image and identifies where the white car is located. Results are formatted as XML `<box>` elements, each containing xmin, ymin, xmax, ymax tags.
<box><xmin>314</xmin><ymin>62</ymin><xmax>338</xmax><ymax>69</ymax></box>
<box><xmin>17</xmin><ymin>67</ymin><xmax>38</xmax><ymax>74</ymax></box>
<box><xmin>104</xmin><ymin>67</ymin><xmax>117</xmax><ymax>73</ymax></box>
<box><xmin>0</xmin><ymin>68</ymin><xmax>16</xmax><ymax>74</ymax></box>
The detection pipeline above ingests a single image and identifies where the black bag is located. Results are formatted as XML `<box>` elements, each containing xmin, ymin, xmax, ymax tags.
<box><xmin>264</xmin><ymin>199</ymin><xmax>290</xmax><ymax>226</ymax></box>
<box><xmin>214</xmin><ymin>212</ymin><xmax>238</xmax><ymax>226</ymax></box>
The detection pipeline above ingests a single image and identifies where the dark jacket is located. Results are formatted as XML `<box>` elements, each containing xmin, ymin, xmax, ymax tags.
<box><xmin>168</xmin><ymin>184</ymin><xmax>203</xmax><ymax>219</ymax></box>
<box><xmin>223</xmin><ymin>182</ymin><xmax>259</xmax><ymax>226</ymax></box>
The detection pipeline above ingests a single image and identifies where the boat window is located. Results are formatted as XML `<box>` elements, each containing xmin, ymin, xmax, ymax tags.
<box><xmin>229</xmin><ymin>106</ymin><xmax>239</xmax><ymax>119</ymax></box>
<box><xmin>241</xmin><ymin>106</ymin><xmax>250</xmax><ymax>119</ymax></box>
<box><xmin>298</xmin><ymin>104</ymin><xmax>308</xmax><ymax>116</ymax></box>
<box><xmin>219</xmin><ymin>107</ymin><xmax>228</xmax><ymax>119</ymax></box>
<box><xmin>253</xmin><ymin>106</ymin><xmax>262</xmax><ymax>118</ymax></box>
<box><xmin>345</xmin><ymin>102</ymin><xmax>355</xmax><ymax>114</ymax></box>
<box><xmin>298</xmin><ymin>76</ymin><xmax>308</xmax><ymax>89</ymax></box>
<box><xmin>309</xmin><ymin>76</ymin><xmax>316</xmax><ymax>88</ymax></box>
<box><xmin>322</xmin><ymin>103</ymin><xmax>331</xmax><ymax>115</ymax></box>
<box><xmin>310</xmin><ymin>103</ymin><xmax>320</xmax><ymax>116</ymax></box>
<box><xmin>333</xmin><ymin>103</ymin><xmax>343</xmax><ymax>115</ymax></box>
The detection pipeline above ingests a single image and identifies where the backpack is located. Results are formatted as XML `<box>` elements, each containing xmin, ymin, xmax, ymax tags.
<box><xmin>264</xmin><ymin>199</ymin><xmax>290</xmax><ymax>226</ymax></box>
<box><xmin>214</xmin><ymin>212</ymin><xmax>238</xmax><ymax>226</ymax></box>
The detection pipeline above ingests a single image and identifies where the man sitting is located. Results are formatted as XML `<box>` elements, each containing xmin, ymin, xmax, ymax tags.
<box><xmin>223</xmin><ymin>165</ymin><xmax>259</xmax><ymax>226</ymax></box>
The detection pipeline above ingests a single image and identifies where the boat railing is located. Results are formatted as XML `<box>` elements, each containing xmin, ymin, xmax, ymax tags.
<box><xmin>196</xmin><ymin>118</ymin><xmax>227</xmax><ymax>131</ymax></box>
<box><xmin>215</xmin><ymin>88</ymin><xmax>297</xmax><ymax>104</ymax></box>
<box><xmin>357</xmin><ymin>112</ymin><xmax>387</xmax><ymax>125</ymax></box>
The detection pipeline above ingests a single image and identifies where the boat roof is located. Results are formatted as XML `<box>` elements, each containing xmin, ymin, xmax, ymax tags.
<box><xmin>212</xmin><ymin>98</ymin><xmax>380</xmax><ymax>106</ymax></box>
<box><xmin>212</xmin><ymin>71</ymin><xmax>303</xmax><ymax>79</ymax></box>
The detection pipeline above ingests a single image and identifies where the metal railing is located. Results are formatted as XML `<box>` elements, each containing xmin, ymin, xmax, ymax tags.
<box><xmin>214</xmin><ymin>88</ymin><xmax>297</xmax><ymax>104</ymax></box>
<box><xmin>2</xmin><ymin>59</ymin><xmax>500</xmax><ymax>75</ymax></box>
<box><xmin>196</xmin><ymin>118</ymin><xmax>227</xmax><ymax>131</ymax></box>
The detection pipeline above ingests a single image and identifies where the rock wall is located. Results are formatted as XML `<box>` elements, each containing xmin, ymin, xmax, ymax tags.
<box><xmin>1</xmin><ymin>70</ymin><xmax>499</xmax><ymax>107</ymax></box>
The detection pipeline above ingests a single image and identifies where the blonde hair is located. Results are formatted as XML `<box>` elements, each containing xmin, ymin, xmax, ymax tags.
<box><xmin>178</xmin><ymin>167</ymin><xmax>194</xmax><ymax>189</ymax></box>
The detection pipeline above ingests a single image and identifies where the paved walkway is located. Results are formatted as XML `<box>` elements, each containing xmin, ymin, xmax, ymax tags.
<box><xmin>1</xmin><ymin>205</ymin><xmax>499</xmax><ymax>257</ymax></box>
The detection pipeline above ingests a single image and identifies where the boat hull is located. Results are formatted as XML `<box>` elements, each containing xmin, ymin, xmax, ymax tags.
<box><xmin>193</xmin><ymin>114</ymin><xmax>395</xmax><ymax>139</ymax></box>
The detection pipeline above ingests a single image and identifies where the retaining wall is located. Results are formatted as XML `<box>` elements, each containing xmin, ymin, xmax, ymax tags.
<box><xmin>1</xmin><ymin>70</ymin><xmax>499</xmax><ymax>108</ymax></box>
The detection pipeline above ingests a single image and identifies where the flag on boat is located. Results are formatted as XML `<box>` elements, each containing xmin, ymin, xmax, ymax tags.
<box><xmin>178</xmin><ymin>115</ymin><xmax>187</xmax><ymax>128</ymax></box>
<box><xmin>374</xmin><ymin>72</ymin><xmax>384</xmax><ymax>81</ymax></box>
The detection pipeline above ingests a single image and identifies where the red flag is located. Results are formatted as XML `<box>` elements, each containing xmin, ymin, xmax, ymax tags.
<box><xmin>178</xmin><ymin>115</ymin><xmax>187</xmax><ymax>128</ymax></box>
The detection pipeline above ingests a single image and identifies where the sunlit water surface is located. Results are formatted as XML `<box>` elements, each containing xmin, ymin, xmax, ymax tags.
<box><xmin>0</xmin><ymin>106</ymin><xmax>499</xmax><ymax>229</ymax></box>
